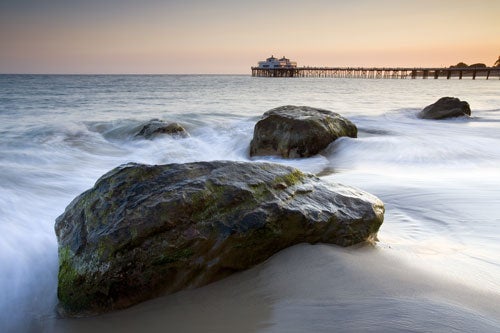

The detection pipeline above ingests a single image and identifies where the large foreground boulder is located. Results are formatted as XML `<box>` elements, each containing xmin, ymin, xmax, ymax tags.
<box><xmin>250</xmin><ymin>105</ymin><xmax>357</xmax><ymax>158</ymax></box>
<box><xmin>55</xmin><ymin>161</ymin><xmax>384</xmax><ymax>316</ymax></box>
<box><xmin>135</xmin><ymin>119</ymin><xmax>188</xmax><ymax>139</ymax></box>
<box><xmin>418</xmin><ymin>97</ymin><xmax>471</xmax><ymax>120</ymax></box>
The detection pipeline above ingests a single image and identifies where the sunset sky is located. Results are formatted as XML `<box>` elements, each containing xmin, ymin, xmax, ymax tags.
<box><xmin>1</xmin><ymin>0</ymin><xmax>499</xmax><ymax>74</ymax></box>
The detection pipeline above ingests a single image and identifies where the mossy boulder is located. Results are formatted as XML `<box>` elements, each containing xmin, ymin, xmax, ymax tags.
<box><xmin>55</xmin><ymin>161</ymin><xmax>384</xmax><ymax>316</ymax></box>
<box><xmin>250</xmin><ymin>105</ymin><xmax>357</xmax><ymax>158</ymax></box>
<box><xmin>418</xmin><ymin>97</ymin><xmax>471</xmax><ymax>120</ymax></box>
<box><xmin>135</xmin><ymin>119</ymin><xmax>188</xmax><ymax>139</ymax></box>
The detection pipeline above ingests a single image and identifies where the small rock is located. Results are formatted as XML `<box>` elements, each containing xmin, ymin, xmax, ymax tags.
<box><xmin>418</xmin><ymin>97</ymin><xmax>471</xmax><ymax>120</ymax></box>
<box><xmin>135</xmin><ymin>119</ymin><xmax>188</xmax><ymax>139</ymax></box>
<box><xmin>250</xmin><ymin>105</ymin><xmax>357</xmax><ymax>158</ymax></box>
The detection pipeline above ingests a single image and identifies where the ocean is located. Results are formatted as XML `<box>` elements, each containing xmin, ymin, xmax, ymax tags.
<box><xmin>1</xmin><ymin>74</ymin><xmax>499</xmax><ymax>332</ymax></box>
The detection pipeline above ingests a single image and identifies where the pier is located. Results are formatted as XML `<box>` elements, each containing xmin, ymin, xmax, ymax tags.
<box><xmin>251</xmin><ymin>66</ymin><xmax>500</xmax><ymax>79</ymax></box>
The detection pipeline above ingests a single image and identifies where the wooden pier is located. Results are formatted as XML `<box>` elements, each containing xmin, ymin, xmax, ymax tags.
<box><xmin>251</xmin><ymin>66</ymin><xmax>500</xmax><ymax>79</ymax></box>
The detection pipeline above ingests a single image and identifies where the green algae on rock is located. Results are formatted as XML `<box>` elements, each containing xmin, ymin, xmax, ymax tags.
<box><xmin>55</xmin><ymin>161</ymin><xmax>384</xmax><ymax>316</ymax></box>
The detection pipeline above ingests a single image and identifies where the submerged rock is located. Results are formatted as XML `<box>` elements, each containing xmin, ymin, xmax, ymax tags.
<box><xmin>55</xmin><ymin>161</ymin><xmax>384</xmax><ymax>316</ymax></box>
<box><xmin>135</xmin><ymin>119</ymin><xmax>188</xmax><ymax>139</ymax></box>
<box><xmin>418</xmin><ymin>97</ymin><xmax>471</xmax><ymax>120</ymax></box>
<box><xmin>250</xmin><ymin>105</ymin><xmax>357</xmax><ymax>158</ymax></box>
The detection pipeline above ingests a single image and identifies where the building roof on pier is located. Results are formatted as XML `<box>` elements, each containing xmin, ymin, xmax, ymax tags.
<box><xmin>258</xmin><ymin>55</ymin><xmax>297</xmax><ymax>68</ymax></box>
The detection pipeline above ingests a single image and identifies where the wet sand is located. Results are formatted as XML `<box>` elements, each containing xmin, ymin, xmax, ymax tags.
<box><xmin>42</xmin><ymin>244</ymin><xmax>500</xmax><ymax>333</ymax></box>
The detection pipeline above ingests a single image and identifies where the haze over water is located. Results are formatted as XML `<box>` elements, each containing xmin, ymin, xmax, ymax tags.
<box><xmin>1</xmin><ymin>75</ymin><xmax>499</xmax><ymax>332</ymax></box>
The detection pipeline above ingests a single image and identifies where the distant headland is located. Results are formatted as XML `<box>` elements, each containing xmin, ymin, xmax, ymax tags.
<box><xmin>252</xmin><ymin>55</ymin><xmax>500</xmax><ymax>79</ymax></box>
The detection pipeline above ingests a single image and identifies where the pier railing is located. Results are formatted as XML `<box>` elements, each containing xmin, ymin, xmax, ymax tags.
<box><xmin>251</xmin><ymin>67</ymin><xmax>500</xmax><ymax>79</ymax></box>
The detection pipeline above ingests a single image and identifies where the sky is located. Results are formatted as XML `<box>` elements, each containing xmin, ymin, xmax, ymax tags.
<box><xmin>0</xmin><ymin>0</ymin><xmax>499</xmax><ymax>74</ymax></box>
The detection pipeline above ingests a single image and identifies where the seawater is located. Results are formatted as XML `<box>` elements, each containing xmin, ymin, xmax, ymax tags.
<box><xmin>1</xmin><ymin>75</ymin><xmax>499</xmax><ymax>332</ymax></box>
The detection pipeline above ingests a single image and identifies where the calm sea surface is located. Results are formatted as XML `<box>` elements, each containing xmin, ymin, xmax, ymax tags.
<box><xmin>1</xmin><ymin>75</ymin><xmax>499</xmax><ymax>332</ymax></box>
